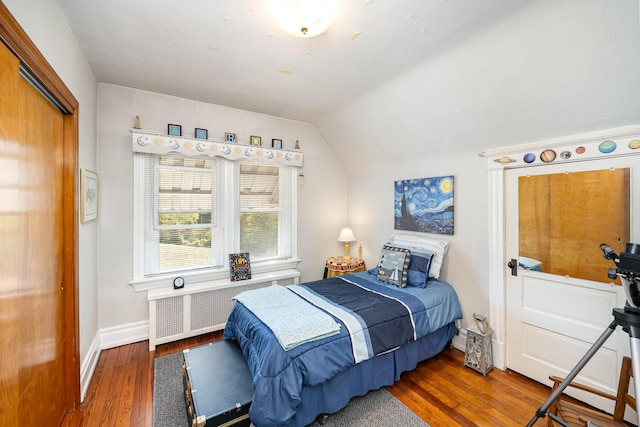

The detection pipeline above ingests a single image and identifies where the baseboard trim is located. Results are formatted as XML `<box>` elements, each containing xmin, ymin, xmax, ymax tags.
<box><xmin>100</xmin><ymin>320</ymin><xmax>149</xmax><ymax>350</ymax></box>
<box><xmin>80</xmin><ymin>333</ymin><xmax>101</xmax><ymax>403</ymax></box>
<box><xmin>79</xmin><ymin>321</ymin><xmax>149</xmax><ymax>402</ymax></box>
<box><xmin>451</xmin><ymin>332</ymin><xmax>466</xmax><ymax>352</ymax></box>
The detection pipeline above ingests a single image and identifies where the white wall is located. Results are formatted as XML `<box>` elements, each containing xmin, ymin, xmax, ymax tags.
<box><xmin>96</xmin><ymin>83</ymin><xmax>346</xmax><ymax>331</ymax></box>
<box><xmin>316</xmin><ymin>0</ymin><xmax>640</xmax><ymax>331</ymax></box>
<box><xmin>4</xmin><ymin>0</ymin><xmax>99</xmax><ymax>386</ymax></box>
<box><xmin>9</xmin><ymin>0</ymin><xmax>640</xmax><ymax>390</ymax></box>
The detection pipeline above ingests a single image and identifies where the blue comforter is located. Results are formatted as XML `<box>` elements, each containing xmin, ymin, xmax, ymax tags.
<box><xmin>223</xmin><ymin>272</ymin><xmax>462</xmax><ymax>427</ymax></box>
<box><xmin>290</xmin><ymin>278</ymin><xmax>417</xmax><ymax>363</ymax></box>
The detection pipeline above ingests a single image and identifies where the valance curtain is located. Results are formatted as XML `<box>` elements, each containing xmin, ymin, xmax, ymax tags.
<box><xmin>131</xmin><ymin>130</ymin><xmax>304</xmax><ymax>167</ymax></box>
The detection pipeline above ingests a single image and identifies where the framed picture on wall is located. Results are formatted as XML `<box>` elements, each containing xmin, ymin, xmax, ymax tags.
<box><xmin>250</xmin><ymin>135</ymin><xmax>262</xmax><ymax>146</ymax></box>
<box><xmin>394</xmin><ymin>175</ymin><xmax>454</xmax><ymax>235</ymax></box>
<box><xmin>195</xmin><ymin>128</ymin><xmax>208</xmax><ymax>139</ymax></box>
<box><xmin>225</xmin><ymin>132</ymin><xmax>237</xmax><ymax>143</ymax></box>
<box><xmin>81</xmin><ymin>168</ymin><xmax>98</xmax><ymax>224</ymax></box>
<box><xmin>168</xmin><ymin>124</ymin><xmax>182</xmax><ymax>136</ymax></box>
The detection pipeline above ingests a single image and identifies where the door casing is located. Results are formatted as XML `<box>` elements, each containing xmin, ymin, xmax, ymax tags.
<box><xmin>485</xmin><ymin>125</ymin><xmax>640</xmax><ymax>372</ymax></box>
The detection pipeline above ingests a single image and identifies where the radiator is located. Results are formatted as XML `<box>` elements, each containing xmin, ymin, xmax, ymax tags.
<box><xmin>148</xmin><ymin>270</ymin><xmax>299</xmax><ymax>350</ymax></box>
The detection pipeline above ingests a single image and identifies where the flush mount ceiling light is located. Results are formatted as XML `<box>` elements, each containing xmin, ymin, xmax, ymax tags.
<box><xmin>271</xmin><ymin>0</ymin><xmax>336</xmax><ymax>38</ymax></box>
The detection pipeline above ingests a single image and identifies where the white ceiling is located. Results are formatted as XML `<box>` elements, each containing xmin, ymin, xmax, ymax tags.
<box><xmin>56</xmin><ymin>0</ymin><xmax>530</xmax><ymax>123</ymax></box>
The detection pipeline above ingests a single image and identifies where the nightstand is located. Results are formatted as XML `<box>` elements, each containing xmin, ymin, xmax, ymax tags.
<box><xmin>324</xmin><ymin>256</ymin><xmax>367</xmax><ymax>279</ymax></box>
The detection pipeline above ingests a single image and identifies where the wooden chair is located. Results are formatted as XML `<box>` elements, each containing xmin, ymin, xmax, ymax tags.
<box><xmin>547</xmin><ymin>356</ymin><xmax>636</xmax><ymax>427</ymax></box>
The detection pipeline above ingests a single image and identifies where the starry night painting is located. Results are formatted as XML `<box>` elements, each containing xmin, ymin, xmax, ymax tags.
<box><xmin>394</xmin><ymin>176</ymin><xmax>454</xmax><ymax>235</ymax></box>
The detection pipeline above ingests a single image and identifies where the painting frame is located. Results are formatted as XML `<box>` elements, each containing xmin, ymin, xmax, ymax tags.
<box><xmin>81</xmin><ymin>168</ymin><xmax>98</xmax><ymax>224</ymax></box>
<box><xmin>394</xmin><ymin>175</ymin><xmax>454</xmax><ymax>235</ymax></box>
<box><xmin>250</xmin><ymin>135</ymin><xmax>262</xmax><ymax>146</ymax></box>
<box><xmin>195</xmin><ymin>128</ymin><xmax>208</xmax><ymax>139</ymax></box>
<box><xmin>272</xmin><ymin>138</ymin><xmax>283</xmax><ymax>149</ymax></box>
<box><xmin>225</xmin><ymin>132</ymin><xmax>237</xmax><ymax>143</ymax></box>
<box><xmin>168</xmin><ymin>123</ymin><xmax>182</xmax><ymax>136</ymax></box>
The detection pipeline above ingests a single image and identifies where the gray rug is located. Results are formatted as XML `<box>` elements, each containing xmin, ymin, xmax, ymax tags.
<box><xmin>153</xmin><ymin>351</ymin><xmax>430</xmax><ymax>427</ymax></box>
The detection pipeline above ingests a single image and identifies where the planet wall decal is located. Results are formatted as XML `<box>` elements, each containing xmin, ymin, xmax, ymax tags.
<box><xmin>495</xmin><ymin>156</ymin><xmax>516</xmax><ymax>164</ymax></box>
<box><xmin>629</xmin><ymin>139</ymin><xmax>640</xmax><ymax>150</ymax></box>
<box><xmin>540</xmin><ymin>149</ymin><xmax>556</xmax><ymax>163</ymax></box>
<box><xmin>575</xmin><ymin>146</ymin><xmax>586</xmax><ymax>154</ymax></box>
<box><xmin>523</xmin><ymin>153</ymin><xmax>535</xmax><ymax>163</ymax></box>
<box><xmin>560</xmin><ymin>151</ymin><xmax>571</xmax><ymax>159</ymax></box>
<box><xmin>598</xmin><ymin>140</ymin><xmax>617</xmax><ymax>154</ymax></box>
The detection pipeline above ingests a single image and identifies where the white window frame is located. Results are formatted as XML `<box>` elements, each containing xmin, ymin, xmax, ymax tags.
<box><xmin>236</xmin><ymin>160</ymin><xmax>295</xmax><ymax>262</ymax></box>
<box><xmin>146</xmin><ymin>155</ymin><xmax>223</xmax><ymax>274</ymax></box>
<box><xmin>130</xmin><ymin>153</ymin><xmax>299</xmax><ymax>291</ymax></box>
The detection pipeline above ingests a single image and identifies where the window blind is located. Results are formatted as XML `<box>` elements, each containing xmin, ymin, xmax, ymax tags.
<box><xmin>143</xmin><ymin>154</ymin><xmax>221</xmax><ymax>275</ymax></box>
<box><xmin>239</xmin><ymin>162</ymin><xmax>280</xmax><ymax>259</ymax></box>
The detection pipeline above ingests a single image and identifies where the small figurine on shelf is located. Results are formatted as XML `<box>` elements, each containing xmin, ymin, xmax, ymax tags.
<box><xmin>134</xmin><ymin>115</ymin><xmax>141</xmax><ymax>129</ymax></box>
<box><xmin>295</xmin><ymin>140</ymin><xmax>300</xmax><ymax>150</ymax></box>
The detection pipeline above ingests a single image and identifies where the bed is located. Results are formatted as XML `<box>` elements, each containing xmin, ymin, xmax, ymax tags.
<box><xmin>223</xmin><ymin>237</ymin><xmax>462</xmax><ymax>427</ymax></box>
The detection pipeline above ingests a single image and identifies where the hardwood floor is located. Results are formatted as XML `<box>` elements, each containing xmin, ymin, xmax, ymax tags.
<box><xmin>61</xmin><ymin>332</ymin><xmax>560</xmax><ymax>427</ymax></box>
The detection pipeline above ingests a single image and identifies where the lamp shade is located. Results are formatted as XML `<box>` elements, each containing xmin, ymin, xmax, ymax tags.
<box><xmin>271</xmin><ymin>0</ymin><xmax>336</xmax><ymax>38</ymax></box>
<box><xmin>338</xmin><ymin>227</ymin><xmax>356</xmax><ymax>242</ymax></box>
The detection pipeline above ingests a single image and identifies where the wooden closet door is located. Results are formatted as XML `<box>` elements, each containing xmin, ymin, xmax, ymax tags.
<box><xmin>0</xmin><ymin>41</ymin><xmax>66</xmax><ymax>426</ymax></box>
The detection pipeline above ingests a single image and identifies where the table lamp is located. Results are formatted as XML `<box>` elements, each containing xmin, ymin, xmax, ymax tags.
<box><xmin>338</xmin><ymin>227</ymin><xmax>356</xmax><ymax>259</ymax></box>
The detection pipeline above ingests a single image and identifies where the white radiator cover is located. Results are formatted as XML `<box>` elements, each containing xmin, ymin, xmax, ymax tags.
<box><xmin>148</xmin><ymin>269</ymin><xmax>300</xmax><ymax>350</ymax></box>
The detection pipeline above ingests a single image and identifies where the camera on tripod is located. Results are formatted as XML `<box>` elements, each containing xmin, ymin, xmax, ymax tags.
<box><xmin>601</xmin><ymin>242</ymin><xmax>640</xmax><ymax>309</ymax></box>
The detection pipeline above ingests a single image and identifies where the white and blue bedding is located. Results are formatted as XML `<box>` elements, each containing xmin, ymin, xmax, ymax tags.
<box><xmin>289</xmin><ymin>278</ymin><xmax>417</xmax><ymax>363</ymax></box>
<box><xmin>223</xmin><ymin>271</ymin><xmax>462</xmax><ymax>427</ymax></box>
<box><xmin>233</xmin><ymin>284</ymin><xmax>341</xmax><ymax>351</ymax></box>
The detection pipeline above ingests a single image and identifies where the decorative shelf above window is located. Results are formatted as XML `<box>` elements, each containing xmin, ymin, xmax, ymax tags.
<box><xmin>131</xmin><ymin>129</ymin><xmax>303</xmax><ymax>167</ymax></box>
<box><xmin>479</xmin><ymin>124</ymin><xmax>640</xmax><ymax>170</ymax></box>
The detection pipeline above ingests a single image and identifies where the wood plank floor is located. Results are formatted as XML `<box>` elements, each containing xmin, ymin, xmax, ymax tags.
<box><xmin>61</xmin><ymin>332</ymin><xmax>563</xmax><ymax>426</ymax></box>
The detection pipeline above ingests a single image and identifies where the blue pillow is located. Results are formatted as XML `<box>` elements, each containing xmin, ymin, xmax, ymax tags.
<box><xmin>405</xmin><ymin>250</ymin><xmax>434</xmax><ymax>288</ymax></box>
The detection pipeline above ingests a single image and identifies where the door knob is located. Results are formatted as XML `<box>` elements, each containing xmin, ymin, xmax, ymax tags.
<box><xmin>507</xmin><ymin>259</ymin><xmax>518</xmax><ymax>276</ymax></box>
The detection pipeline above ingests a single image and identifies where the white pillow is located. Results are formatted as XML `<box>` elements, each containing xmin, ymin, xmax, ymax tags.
<box><xmin>390</xmin><ymin>234</ymin><xmax>450</xmax><ymax>279</ymax></box>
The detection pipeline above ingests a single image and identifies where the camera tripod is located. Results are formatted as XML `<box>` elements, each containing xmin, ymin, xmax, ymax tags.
<box><xmin>526</xmin><ymin>306</ymin><xmax>640</xmax><ymax>427</ymax></box>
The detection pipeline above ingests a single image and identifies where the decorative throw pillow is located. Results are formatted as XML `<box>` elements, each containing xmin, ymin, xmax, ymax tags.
<box><xmin>390</xmin><ymin>234</ymin><xmax>450</xmax><ymax>279</ymax></box>
<box><xmin>405</xmin><ymin>249</ymin><xmax>434</xmax><ymax>288</ymax></box>
<box><xmin>375</xmin><ymin>245</ymin><xmax>411</xmax><ymax>287</ymax></box>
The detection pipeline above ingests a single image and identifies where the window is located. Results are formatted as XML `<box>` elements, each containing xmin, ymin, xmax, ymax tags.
<box><xmin>240</xmin><ymin>163</ymin><xmax>280</xmax><ymax>258</ymax></box>
<box><xmin>134</xmin><ymin>153</ymin><xmax>297</xmax><ymax>281</ymax></box>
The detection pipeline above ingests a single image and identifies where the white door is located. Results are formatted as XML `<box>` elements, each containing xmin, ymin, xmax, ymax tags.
<box><xmin>505</xmin><ymin>156</ymin><xmax>638</xmax><ymax>412</ymax></box>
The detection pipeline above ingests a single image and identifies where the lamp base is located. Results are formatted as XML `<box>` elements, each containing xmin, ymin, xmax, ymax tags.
<box><xmin>343</xmin><ymin>241</ymin><xmax>351</xmax><ymax>259</ymax></box>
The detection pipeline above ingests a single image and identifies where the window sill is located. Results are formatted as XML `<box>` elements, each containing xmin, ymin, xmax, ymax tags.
<box><xmin>129</xmin><ymin>258</ymin><xmax>300</xmax><ymax>293</ymax></box>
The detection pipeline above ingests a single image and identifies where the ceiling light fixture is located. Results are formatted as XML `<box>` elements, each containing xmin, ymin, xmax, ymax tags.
<box><xmin>271</xmin><ymin>0</ymin><xmax>336</xmax><ymax>38</ymax></box>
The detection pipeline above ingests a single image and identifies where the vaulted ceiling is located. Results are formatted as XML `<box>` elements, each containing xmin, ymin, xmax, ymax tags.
<box><xmin>56</xmin><ymin>0</ymin><xmax>530</xmax><ymax>123</ymax></box>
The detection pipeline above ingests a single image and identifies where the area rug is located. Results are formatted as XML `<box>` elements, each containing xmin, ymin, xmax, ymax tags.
<box><xmin>153</xmin><ymin>351</ymin><xmax>430</xmax><ymax>427</ymax></box>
